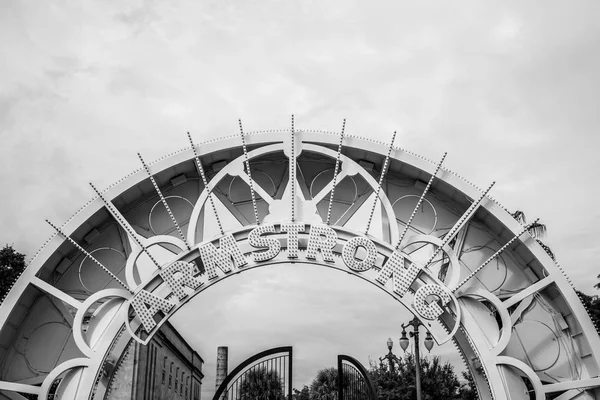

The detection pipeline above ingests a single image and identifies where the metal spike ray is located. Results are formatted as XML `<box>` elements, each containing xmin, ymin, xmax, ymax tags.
<box><xmin>395</xmin><ymin>152</ymin><xmax>447</xmax><ymax>250</ymax></box>
<box><xmin>453</xmin><ymin>218</ymin><xmax>539</xmax><ymax>292</ymax></box>
<box><xmin>239</xmin><ymin>119</ymin><xmax>259</xmax><ymax>225</ymax></box>
<box><xmin>46</xmin><ymin>219</ymin><xmax>132</xmax><ymax>293</ymax></box>
<box><xmin>422</xmin><ymin>181</ymin><xmax>496</xmax><ymax>270</ymax></box>
<box><xmin>187</xmin><ymin>132</ymin><xmax>224</xmax><ymax>236</ymax></box>
<box><xmin>364</xmin><ymin>131</ymin><xmax>397</xmax><ymax>235</ymax></box>
<box><xmin>138</xmin><ymin>153</ymin><xmax>190</xmax><ymax>250</ymax></box>
<box><xmin>326</xmin><ymin>119</ymin><xmax>346</xmax><ymax>225</ymax></box>
<box><xmin>89</xmin><ymin>182</ymin><xmax>161</xmax><ymax>269</ymax></box>
<box><xmin>290</xmin><ymin>114</ymin><xmax>296</xmax><ymax>223</ymax></box>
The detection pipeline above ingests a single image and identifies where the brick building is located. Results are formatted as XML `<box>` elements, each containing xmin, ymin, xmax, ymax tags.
<box><xmin>105</xmin><ymin>322</ymin><xmax>203</xmax><ymax>400</ymax></box>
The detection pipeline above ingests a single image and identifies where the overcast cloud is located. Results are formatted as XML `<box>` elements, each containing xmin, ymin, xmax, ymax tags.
<box><xmin>2</xmin><ymin>0</ymin><xmax>600</xmax><ymax>396</ymax></box>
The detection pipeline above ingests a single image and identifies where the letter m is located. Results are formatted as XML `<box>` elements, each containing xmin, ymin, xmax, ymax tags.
<box><xmin>198</xmin><ymin>234</ymin><xmax>247</xmax><ymax>279</ymax></box>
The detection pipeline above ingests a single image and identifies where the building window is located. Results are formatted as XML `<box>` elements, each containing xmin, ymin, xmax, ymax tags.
<box><xmin>162</xmin><ymin>357</ymin><xmax>167</xmax><ymax>384</ymax></box>
<box><xmin>169</xmin><ymin>362</ymin><xmax>173</xmax><ymax>388</ymax></box>
<box><xmin>180</xmin><ymin>372</ymin><xmax>184</xmax><ymax>396</ymax></box>
<box><xmin>194</xmin><ymin>382</ymin><xmax>200</xmax><ymax>400</ymax></box>
<box><xmin>175</xmin><ymin>367</ymin><xmax>179</xmax><ymax>391</ymax></box>
<box><xmin>185</xmin><ymin>377</ymin><xmax>189</xmax><ymax>398</ymax></box>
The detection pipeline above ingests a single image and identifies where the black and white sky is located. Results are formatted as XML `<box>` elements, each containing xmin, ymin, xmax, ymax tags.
<box><xmin>1</xmin><ymin>0</ymin><xmax>600</xmax><ymax>396</ymax></box>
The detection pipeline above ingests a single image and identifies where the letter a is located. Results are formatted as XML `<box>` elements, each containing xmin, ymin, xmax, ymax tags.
<box><xmin>130</xmin><ymin>289</ymin><xmax>176</xmax><ymax>332</ymax></box>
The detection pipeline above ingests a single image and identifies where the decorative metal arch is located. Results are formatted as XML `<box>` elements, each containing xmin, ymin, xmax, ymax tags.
<box><xmin>213</xmin><ymin>346</ymin><xmax>293</xmax><ymax>400</ymax></box>
<box><xmin>338</xmin><ymin>354</ymin><xmax>377</xmax><ymax>400</ymax></box>
<box><xmin>0</xmin><ymin>120</ymin><xmax>598</xmax><ymax>400</ymax></box>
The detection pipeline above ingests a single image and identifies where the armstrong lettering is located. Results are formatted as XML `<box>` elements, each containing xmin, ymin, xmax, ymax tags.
<box><xmin>127</xmin><ymin>223</ymin><xmax>454</xmax><ymax>338</ymax></box>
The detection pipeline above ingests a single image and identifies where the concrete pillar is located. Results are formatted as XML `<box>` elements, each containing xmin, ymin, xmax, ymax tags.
<box><xmin>215</xmin><ymin>346</ymin><xmax>228</xmax><ymax>395</ymax></box>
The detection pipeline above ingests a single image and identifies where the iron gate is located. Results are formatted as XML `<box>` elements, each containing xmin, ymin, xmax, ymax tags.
<box><xmin>213</xmin><ymin>346</ymin><xmax>292</xmax><ymax>400</ymax></box>
<box><xmin>337</xmin><ymin>355</ymin><xmax>377</xmax><ymax>400</ymax></box>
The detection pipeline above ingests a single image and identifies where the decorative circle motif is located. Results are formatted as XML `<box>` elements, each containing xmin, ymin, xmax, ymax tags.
<box><xmin>25</xmin><ymin>322</ymin><xmax>71</xmax><ymax>373</ymax></box>
<box><xmin>460</xmin><ymin>246</ymin><xmax>507</xmax><ymax>293</ymax></box>
<box><xmin>310</xmin><ymin>169</ymin><xmax>358</xmax><ymax>203</ymax></box>
<box><xmin>513</xmin><ymin>320</ymin><xmax>560</xmax><ymax>372</ymax></box>
<box><xmin>228</xmin><ymin>169</ymin><xmax>277</xmax><ymax>203</ymax></box>
<box><xmin>79</xmin><ymin>247</ymin><xmax>126</xmax><ymax>293</ymax></box>
<box><xmin>149</xmin><ymin>195</ymin><xmax>194</xmax><ymax>235</ymax></box>
<box><xmin>392</xmin><ymin>195</ymin><xmax>438</xmax><ymax>235</ymax></box>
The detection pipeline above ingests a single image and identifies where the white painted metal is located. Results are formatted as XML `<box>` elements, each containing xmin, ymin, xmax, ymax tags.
<box><xmin>0</xmin><ymin>128</ymin><xmax>597</xmax><ymax>400</ymax></box>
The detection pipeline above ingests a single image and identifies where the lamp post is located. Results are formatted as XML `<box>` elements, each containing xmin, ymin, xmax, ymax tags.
<box><xmin>378</xmin><ymin>338</ymin><xmax>402</xmax><ymax>373</ymax></box>
<box><xmin>399</xmin><ymin>317</ymin><xmax>435</xmax><ymax>400</ymax></box>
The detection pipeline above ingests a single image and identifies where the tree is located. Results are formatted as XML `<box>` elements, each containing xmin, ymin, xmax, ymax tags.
<box><xmin>0</xmin><ymin>245</ymin><xmax>27</xmax><ymax>302</ymax></box>
<box><xmin>510</xmin><ymin>212</ymin><xmax>600</xmax><ymax>332</ymax></box>
<box><xmin>239</xmin><ymin>367</ymin><xmax>285</xmax><ymax>400</ymax></box>
<box><xmin>457</xmin><ymin>370</ymin><xmax>477</xmax><ymax>400</ymax></box>
<box><xmin>369</xmin><ymin>359</ymin><xmax>412</xmax><ymax>400</ymax></box>
<box><xmin>510</xmin><ymin>210</ymin><xmax>554</xmax><ymax>260</ymax></box>
<box><xmin>577</xmin><ymin>291</ymin><xmax>600</xmax><ymax>331</ymax></box>
<box><xmin>415</xmin><ymin>355</ymin><xmax>461</xmax><ymax>400</ymax></box>
<box><xmin>369</xmin><ymin>354</ymin><xmax>462</xmax><ymax>400</ymax></box>
<box><xmin>292</xmin><ymin>385</ymin><xmax>310</xmax><ymax>400</ymax></box>
<box><xmin>309</xmin><ymin>367</ymin><xmax>338</xmax><ymax>400</ymax></box>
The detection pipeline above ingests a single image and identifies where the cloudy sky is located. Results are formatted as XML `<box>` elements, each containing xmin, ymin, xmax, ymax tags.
<box><xmin>2</xmin><ymin>0</ymin><xmax>600</xmax><ymax>396</ymax></box>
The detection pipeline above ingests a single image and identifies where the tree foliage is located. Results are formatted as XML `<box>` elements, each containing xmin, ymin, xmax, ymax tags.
<box><xmin>0</xmin><ymin>245</ymin><xmax>27</xmax><ymax>302</ymax></box>
<box><xmin>307</xmin><ymin>356</ymin><xmax>476</xmax><ymax>400</ymax></box>
<box><xmin>457</xmin><ymin>370</ymin><xmax>477</xmax><ymax>400</ymax></box>
<box><xmin>510</xmin><ymin>211</ymin><xmax>555</xmax><ymax>260</ymax></box>
<box><xmin>239</xmin><ymin>367</ymin><xmax>285</xmax><ymax>400</ymax></box>
<box><xmin>292</xmin><ymin>385</ymin><xmax>310</xmax><ymax>400</ymax></box>
<box><xmin>577</xmin><ymin>291</ymin><xmax>600</xmax><ymax>332</ymax></box>
<box><xmin>369</xmin><ymin>354</ymin><xmax>465</xmax><ymax>400</ymax></box>
<box><xmin>510</xmin><ymin>211</ymin><xmax>600</xmax><ymax>330</ymax></box>
<box><xmin>309</xmin><ymin>367</ymin><xmax>338</xmax><ymax>400</ymax></box>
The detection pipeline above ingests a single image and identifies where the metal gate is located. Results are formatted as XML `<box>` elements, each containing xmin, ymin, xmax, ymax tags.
<box><xmin>337</xmin><ymin>355</ymin><xmax>377</xmax><ymax>400</ymax></box>
<box><xmin>213</xmin><ymin>346</ymin><xmax>292</xmax><ymax>400</ymax></box>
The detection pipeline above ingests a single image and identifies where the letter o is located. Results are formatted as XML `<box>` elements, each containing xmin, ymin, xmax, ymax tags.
<box><xmin>342</xmin><ymin>236</ymin><xmax>377</xmax><ymax>272</ymax></box>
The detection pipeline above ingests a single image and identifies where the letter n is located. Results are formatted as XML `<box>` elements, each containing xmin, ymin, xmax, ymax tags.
<box><xmin>375</xmin><ymin>251</ymin><xmax>422</xmax><ymax>297</ymax></box>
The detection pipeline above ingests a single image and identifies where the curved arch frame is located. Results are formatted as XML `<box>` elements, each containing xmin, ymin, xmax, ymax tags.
<box><xmin>0</xmin><ymin>130</ymin><xmax>598</xmax><ymax>400</ymax></box>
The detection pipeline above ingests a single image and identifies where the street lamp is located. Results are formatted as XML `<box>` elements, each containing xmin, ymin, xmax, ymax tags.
<box><xmin>400</xmin><ymin>317</ymin><xmax>435</xmax><ymax>400</ymax></box>
<box><xmin>378</xmin><ymin>337</ymin><xmax>402</xmax><ymax>373</ymax></box>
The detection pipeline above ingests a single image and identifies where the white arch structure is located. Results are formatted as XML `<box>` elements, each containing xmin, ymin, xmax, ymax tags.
<box><xmin>0</xmin><ymin>128</ymin><xmax>599</xmax><ymax>400</ymax></box>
